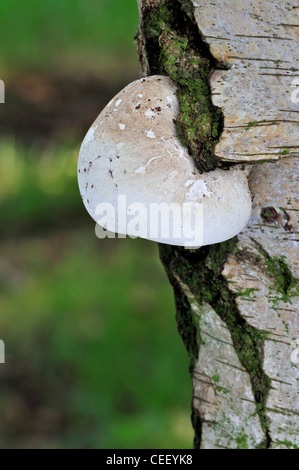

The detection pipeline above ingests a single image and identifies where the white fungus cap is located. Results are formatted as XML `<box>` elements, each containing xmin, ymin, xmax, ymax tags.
<box><xmin>78</xmin><ymin>75</ymin><xmax>252</xmax><ymax>247</ymax></box>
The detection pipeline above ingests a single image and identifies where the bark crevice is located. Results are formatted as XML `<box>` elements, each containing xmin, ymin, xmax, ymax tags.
<box><xmin>138</xmin><ymin>0</ymin><xmax>229</xmax><ymax>172</ymax></box>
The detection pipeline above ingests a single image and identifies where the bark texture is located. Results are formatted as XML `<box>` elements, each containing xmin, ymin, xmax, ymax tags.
<box><xmin>137</xmin><ymin>0</ymin><xmax>299</xmax><ymax>448</ymax></box>
<box><xmin>196</xmin><ymin>0</ymin><xmax>299</xmax><ymax>162</ymax></box>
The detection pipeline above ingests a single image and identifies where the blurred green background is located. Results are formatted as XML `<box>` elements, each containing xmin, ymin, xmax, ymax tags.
<box><xmin>0</xmin><ymin>0</ymin><xmax>193</xmax><ymax>449</ymax></box>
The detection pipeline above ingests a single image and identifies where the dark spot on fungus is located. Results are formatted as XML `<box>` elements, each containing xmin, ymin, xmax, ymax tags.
<box><xmin>91</xmin><ymin>185</ymin><xmax>94</xmax><ymax>189</ymax></box>
<box><xmin>109</xmin><ymin>169</ymin><xmax>113</xmax><ymax>178</ymax></box>
<box><xmin>84</xmin><ymin>168</ymin><xmax>87</xmax><ymax>172</ymax></box>
<box><xmin>85</xmin><ymin>183</ymin><xmax>88</xmax><ymax>190</ymax></box>
<box><xmin>78</xmin><ymin>169</ymin><xmax>81</xmax><ymax>173</ymax></box>
<box><xmin>89</xmin><ymin>161</ymin><xmax>92</xmax><ymax>168</ymax></box>
<box><xmin>155</xmin><ymin>106</ymin><xmax>162</xmax><ymax>112</ymax></box>
<box><xmin>87</xmin><ymin>199</ymin><xmax>89</xmax><ymax>203</ymax></box>
<box><xmin>116</xmin><ymin>155</ymin><xmax>120</xmax><ymax>159</ymax></box>
<box><xmin>135</xmin><ymin>104</ymin><xmax>141</xmax><ymax>109</ymax></box>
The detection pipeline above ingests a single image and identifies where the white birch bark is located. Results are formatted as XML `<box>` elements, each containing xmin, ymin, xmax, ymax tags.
<box><xmin>194</xmin><ymin>0</ymin><xmax>299</xmax><ymax>162</ymax></box>
<box><xmin>190</xmin><ymin>0</ymin><xmax>299</xmax><ymax>448</ymax></box>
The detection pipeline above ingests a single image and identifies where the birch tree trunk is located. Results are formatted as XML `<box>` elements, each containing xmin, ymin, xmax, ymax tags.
<box><xmin>136</xmin><ymin>0</ymin><xmax>299</xmax><ymax>449</ymax></box>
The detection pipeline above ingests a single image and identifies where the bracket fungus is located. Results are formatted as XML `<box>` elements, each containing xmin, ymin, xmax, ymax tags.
<box><xmin>78</xmin><ymin>75</ymin><xmax>252</xmax><ymax>247</ymax></box>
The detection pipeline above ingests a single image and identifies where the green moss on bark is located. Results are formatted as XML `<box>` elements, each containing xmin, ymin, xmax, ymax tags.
<box><xmin>253</xmin><ymin>240</ymin><xmax>299</xmax><ymax>306</ymax></box>
<box><xmin>140</xmin><ymin>0</ymin><xmax>224</xmax><ymax>172</ymax></box>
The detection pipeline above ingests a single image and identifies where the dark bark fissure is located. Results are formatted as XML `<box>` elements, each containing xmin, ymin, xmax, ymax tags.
<box><xmin>159</xmin><ymin>242</ymin><xmax>272</xmax><ymax>448</ymax></box>
<box><xmin>138</xmin><ymin>0</ymin><xmax>272</xmax><ymax>448</ymax></box>
<box><xmin>139</xmin><ymin>0</ymin><xmax>230</xmax><ymax>172</ymax></box>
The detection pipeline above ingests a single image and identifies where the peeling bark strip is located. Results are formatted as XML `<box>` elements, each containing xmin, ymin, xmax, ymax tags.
<box><xmin>137</xmin><ymin>0</ymin><xmax>299</xmax><ymax>449</ymax></box>
<box><xmin>224</xmin><ymin>158</ymin><xmax>299</xmax><ymax>449</ymax></box>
